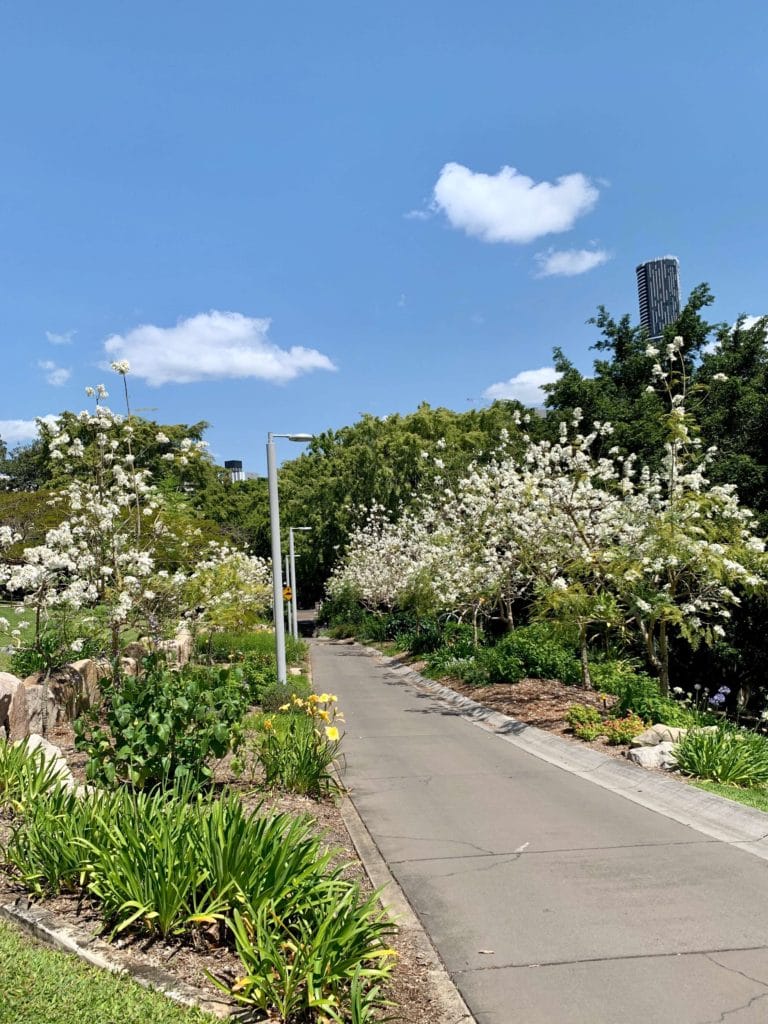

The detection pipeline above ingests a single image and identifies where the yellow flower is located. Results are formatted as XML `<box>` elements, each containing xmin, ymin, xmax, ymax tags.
<box><xmin>318</xmin><ymin>693</ymin><xmax>332</xmax><ymax>703</ymax></box>
<box><xmin>279</xmin><ymin>703</ymin><xmax>291</xmax><ymax>712</ymax></box>
<box><xmin>318</xmin><ymin>709</ymin><xmax>330</xmax><ymax>722</ymax></box>
<box><xmin>263</xmin><ymin>718</ymin><xmax>274</xmax><ymax>731</ymax></box>
<box><xmin>308</xmin><ymin>693</ymin><xmax>319</xmax><ymax>703</ymax></box>
<box><xmin>324</xmin><ymin>726</ymin><xmax>340</xmax><ymax>742</ymax></box>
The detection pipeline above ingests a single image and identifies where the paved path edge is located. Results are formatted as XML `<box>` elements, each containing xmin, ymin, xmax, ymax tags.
<box><xmin>0</xmin><ymin>898</ymin><xmax>232</xmax><ymax>1018</ymax></box>
<box><xmin>337</xmin><ymin>781</ymin><xmax>476</xmax><ymax>1023</ymax></box>
<box><xmin>348</xmin><ymin>642</ymin><xmax>768</xmax><ymax>862</ymax></box>
<box><xmin>309</xmin><ymin>640</ymin><xmax>476</xmax><ymax>1023</ymax></box>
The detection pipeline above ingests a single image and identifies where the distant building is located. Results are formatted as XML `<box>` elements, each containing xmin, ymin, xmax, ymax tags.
<box><xmin>224</xmin><ymin>459</ymin><xmax>245</xmax><ymax>483</ymax></box>
<box><xmin>636</xmin><ymin>257</ymin><xmax>681</xmax><ymax>339</ymax></box>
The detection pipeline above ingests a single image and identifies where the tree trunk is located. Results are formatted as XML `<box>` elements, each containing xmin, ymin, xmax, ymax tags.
<box><xmin>579</xmin><ymin>625</ymin><xmax>593</xmax><ymax>690</ymax></box>
<box><xmin>658</xmin><ymin>621</ymin><xmax>670</xmax><ymax>697</ymax></box>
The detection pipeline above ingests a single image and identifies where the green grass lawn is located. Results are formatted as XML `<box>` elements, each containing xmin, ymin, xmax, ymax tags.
<box><xmin>693</xmin><ymin>779</ymin><xmax>768</xmax><ymax>814</ymax></box>
<box><xmin>0</xmin><ymin>920</ymin><xmax>214</xmax><ymax>1024</ymax></box>
<box><xmin>0</xmin><ymin>603</ymin><xmax>35</xmax><ymax>673</ymax></box>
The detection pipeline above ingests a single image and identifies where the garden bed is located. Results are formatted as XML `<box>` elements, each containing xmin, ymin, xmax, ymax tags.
<box><xmin>0</xmin><ymin>718</ymin><xmax>459</xmax><ymax>1024</ymax></box>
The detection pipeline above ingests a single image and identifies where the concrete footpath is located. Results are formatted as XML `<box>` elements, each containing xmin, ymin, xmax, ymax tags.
<box><xmin>311</xmin><ymin>640</ymin><xmax>768</xmax><ymax>1024</ymax></box>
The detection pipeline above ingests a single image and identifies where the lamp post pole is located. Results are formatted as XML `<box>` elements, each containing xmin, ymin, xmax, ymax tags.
<box><xmin>288</xmin><ymin>526</ymin><xmax>311</xmax><ymax>640</ymax></box>
<box><xmin>266</xmin><ymin>433</ymin><xmax>313</xmax><ymax>685</ymax></box>
<box><xmin>284</xmin><ymin>554</ymin><xmax>292</xmax><ymax>639</ymax></box>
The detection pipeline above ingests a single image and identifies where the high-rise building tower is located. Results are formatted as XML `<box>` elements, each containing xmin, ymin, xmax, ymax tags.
<box><xmin>636</xmin><ymin>257</ymin><xmax>681</xmax><ymax>339</ymax></box>
<box><xmin>224</xmin><ymin>459</ymin><xmax>245</xmax><ymax>483</ymax></box>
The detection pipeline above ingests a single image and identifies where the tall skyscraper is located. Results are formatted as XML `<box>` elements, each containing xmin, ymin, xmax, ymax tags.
<box><xmin>636</xmin><ymin>257</ymin><xmax>681</xmax><ymax>339</ymax></box>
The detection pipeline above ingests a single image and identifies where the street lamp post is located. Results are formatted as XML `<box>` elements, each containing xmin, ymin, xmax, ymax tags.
<box><xmin>266</xmin><ymin>432</ymin><xmax>312</xmax><ymax>684</ymax></box>
<box><xmin>289</xmin><ymin>526</ymin><xmax>312</xmax><ymax>640</ymax></box>
<box><xmin>284</xmin><ymin>554</ymin><xmax>292</xmax><ymax>639</ymax></box>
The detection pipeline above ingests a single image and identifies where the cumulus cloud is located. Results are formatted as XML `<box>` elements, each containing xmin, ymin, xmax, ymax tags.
<box><xmin>0</xmin><ymin>415</ymin><xmax>59</xmax><ymax>445</ymax></box>
<box><xmin>38</xmin><ymin>360</ymin><xmax>72</xmax><ymax>387</ymax></box>
<box><xmin>45</xmin><ymin>329</ymin><xmax>75</xmax><ymax>345</ymax></box>
<box><xmin>535</xmin><ymin>247</ymin><xmax>611</xmax><ymax>277</ymax></box>
<box><xmin>483</xmin><ymin>367</ymin><xmax>561</xmax><ymax>407</ymax></box>
<box><xmin>428</xmin><ymin>162</ymin><xmax>599</xmax><ymax>244</ymax></box>
<box><xmin>103</xmin><ymin>311</ymin><xmax>337</xmax><ymax>387</ymax></box>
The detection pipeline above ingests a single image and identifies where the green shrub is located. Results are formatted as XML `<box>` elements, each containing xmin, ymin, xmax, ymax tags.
<box><xmin>566</xmin><ymin>704</ymin><xmax>605</xmax><ymax>741</ymax></box>
<box><xmin>675</xmin><ymin>726</ymin><xmax>768</xmax><ymax>786</ymax></box>
<box><xmin>426</xmin><ymin>623</ymin><xmax>480</xmax><ymax>675</ymax></box>
<box><xmin>4</xmin><ymin>777</ymin><xmax>397</xmax><ymax>1022</ymax></box>
<box><xmin>198</xmin><ymin>630</ymin><xmax>306</xmax><ymax>666</ymax></box>
<box><xmin>218</xmin><ymin>887</ymin><xmax>396</xmax><ymax>1021</ymax></box>
<box><xmin>74</xmin><ymin>661</ymin><xmax>248</xmax><ymax>789</ymax></box>
<box><xmin>5</xmin><ymin>786</ymin><xmax>107</xmax><ymax>896</ymax></box>
<box><xmin>0</xmin><ymin>738</ymin><xmax>70</xmax><ymax>814</ymax></box>
<box><xmin>259</xmin><ymin>675</ymin><xmax>312</xmax><ymax>712</ymax></box>
<box><xmin>566</xmin><ymin>704</ymin><xmax>602</xmax><ymax>728</ymax></box>
<box><xmin>502</xmin><ymin>624</ymin><xmax>581</xmax><ymax>684</ymax></box>
<box><xmin>248</xmin><ymin>695</ymin><xmax>343</xmax><ymax>797</ymax></box>
<box><xmin>603</xmin><ymin>713</ymin><xmax>645</xmax><ymax>745</ymax></box>
<box><xmin>605</xmin><ymin>671</ymin><xmax>707</xmax><ymax>727</ymax></box>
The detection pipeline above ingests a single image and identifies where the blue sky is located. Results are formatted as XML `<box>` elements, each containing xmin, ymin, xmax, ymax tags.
<box><xmin>2</xmin><ymin>0</ymin><xmax>767</xmax><ymax>470</ymax></box>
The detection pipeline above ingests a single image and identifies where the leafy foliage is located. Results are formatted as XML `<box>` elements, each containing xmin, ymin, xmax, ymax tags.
<box><xmin>74</xmin><ymin>661</ymin><xmax>248</xmax><ymax>789</ymax></box>
<box><xmin>675</xmin><ymin>727</ymin><xmax>768</xmax><ymax>786</ymax></box>
<box><xmin>602</xmin><ymin>714</ymin><xmax>645</xmax><ymax>745</ymax></box>
<box><xmin>0</xmin><ymin>738</ymin><xmax>69</xmax><ymax>814</ymax></box>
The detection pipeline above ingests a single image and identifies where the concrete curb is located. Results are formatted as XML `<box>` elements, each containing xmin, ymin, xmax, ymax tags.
<box><xmin>0</xmin><ymin>898</ymin><xmax>232</xmax><ymax>1018</ymax></box>
<box><xmin>354</xmin><ymin>643</ymin><xmax>768</xmax><ymax>862</ymax></box>
<box><xmin>337</xmin><ymin>786</ymin><xmax>476</xmax><ymax>1024</ymax></box>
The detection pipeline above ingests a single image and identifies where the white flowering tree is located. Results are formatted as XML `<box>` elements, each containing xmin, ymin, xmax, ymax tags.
<box><xmin>328</xmin><ymin>339</ymin><xmax>767</xmax><ymax>694</ymax></box>
<box><xmin>0</xmin><ymin>364</ymin><xmax>260</xmax><ymax>676</ymax></box>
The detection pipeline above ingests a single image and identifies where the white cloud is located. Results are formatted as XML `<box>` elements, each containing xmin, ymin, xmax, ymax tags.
<box><xmin>535</xmin><ymin>247</ymin><xmax>611</xmax><ymax>277</ymax></box>
<box><xmin>46</xmin><ymin>329</ymin><xmax>75</xmax><ymax>345</ymax></box>
<box><xmin>38</xmin><ymin>360</ymin><xmax>72</xmax><ymax>387</ymax></box>
<box><xmin>0</xmin><ymin>415</ymin><xmax>59</xmax><ymax>445</ymax></box>
<box><xmin>103</xmin><ymin>311</ymin><xmax>337</xmax><ymax>387</ymax></box>
<box><xmin>483</xmin><ymin>367</ymin><xmax>561</xmax><ymax>407</ymax></box>
<box><xmin>429</xmin><ymin>162</ymin><xmax>599</xmax><ymax>244</ymax></box>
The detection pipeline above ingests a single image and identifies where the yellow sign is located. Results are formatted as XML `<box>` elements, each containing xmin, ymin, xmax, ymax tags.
<box><xmin>283</xmin><ymin>587</ymin><xmax>293</xmax><ymax>601</ymax></box>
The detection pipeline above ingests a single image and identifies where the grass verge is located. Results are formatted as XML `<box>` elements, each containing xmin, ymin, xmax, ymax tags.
<box><xmin>693</xmin><ymin>779</ymin><xmax>768</xmax><ymax>814</ymax></box>
<box><xmin>0</xmin><ymin>920</ymin><xmax>213</xmax><ymax>1024</ymax></box>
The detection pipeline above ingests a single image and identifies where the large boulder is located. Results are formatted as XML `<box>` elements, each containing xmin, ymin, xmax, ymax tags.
<box><xmin>628</xmin><ymin>741</ymin><xmax>678</xmax><ymax>770</ymax></box>
<box><xmin>15</xmin><ymin>734</ymin><xmax>74</xmax><ymax>788</ymax></box>
<box><xmin>70</xmin><ymin>658</ymin><xmax>110</xmax><ymax>707</ymax></box>
<box><xmin>24</xmin><ymin>665</ymin><xmax>86</xmax><ymax>733</ymax></box>
<box><xmin>0</xmin><ymin>672</ymin><xmax>30</xmax><ymax>742</ymax></box>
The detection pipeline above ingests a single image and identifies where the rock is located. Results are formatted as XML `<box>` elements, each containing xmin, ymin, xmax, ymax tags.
<box><xmin>657</xmin><ymin>741</ymin><xmax>678</xmax><ymax>769</ymax></box>
<box><xmin>123</xmin><ymin>641</ymin><xmax>149</xmax><ymax>662</ymax></box>
<box><xmin>628</xmin><ymin>745</ymin><xmax>666</xmax><ymax>768</ymax></box>
<box><xmin>69</xmin><ymin>658</ymin><xmax>110</xmax><ymax>707</ymax></box>
<box><xmin>120</xmin><ymin>657</ymin><xmax>138</xmax><ymax>677</ymax></box>
<box><xmin>175</xmin><ymin>628</ymin><xmax>193</xmax><ymax>667</ymax></box>
<box><xmin>0</xmin><ymin>671</ymin><xmax>29</xmax><ymax>742</ymax></box>
<box><xmin>288</xmin><ymin>666</ymin><xmax>303</xmax><ymax>676</ymax></box>
<box><xmin>15</xmin><ymin>734</ymin><xmax>74</xmax><ymax>787</ymax></box>
<box><xmin>23</xmin><ymin>665</ymin><xmax>87</xmax><ymax>731</ymax></box>
<box><xmin>629</xmin><ymin>741</ymin><xmax>679</xmax><ymax>770</ymax></box>
<box><xmin>651</xmin><ymin>724</ymin><xmax>687</xmax><ymax>744</ymax></box>
<box><xmin>631</xmin><ymin>723</ymin><xmax>690</xmax><ymax>748</ymax></box>
<box><xmin>630</xmin><ymin>728</ymin><xmax>662</xmax><ymax>748</ymax></box>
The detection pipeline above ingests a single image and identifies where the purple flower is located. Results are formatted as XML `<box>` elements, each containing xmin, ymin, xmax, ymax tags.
<box><xmin>718</xmin><ymin>686</ymin><xmax>731</xmax><ymax>695</ymax></box>
<box><xmin>709</xmin><ymin>693</ymin><xmax>726</xmax><ymax>706</ymax></box>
